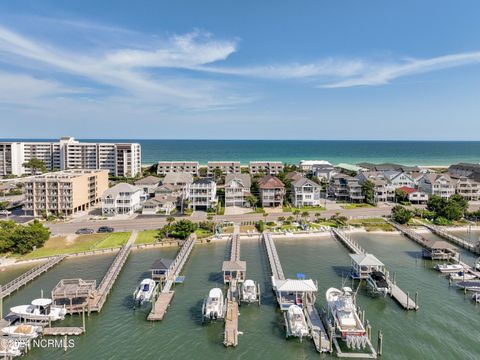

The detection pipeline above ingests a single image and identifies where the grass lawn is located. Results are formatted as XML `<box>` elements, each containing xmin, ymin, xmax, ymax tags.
<box><xmin>348</xmin><ymin>218</ymin><xmax>393</xmax><ymax>232</ymax></box>
<box><xmin>135</xmin><ymin>230</ymin><xmax>160</xmax><ymax>244</ymax></box>
<box><xmin>340</xmin><ymin>203</ymin><xmax>374</xmax><ymax>209</ymax></box>
<box><xmin>283</xmin><ymin>206</ymin><xmax>326</xmax><ymax>213</ymax></box>
<box><xmin>195</xmin><ymin>229</ymin><xmax>213</xmax><ymax>239</ymax></box>
<box><xmin>95</xmin><ymin>232</ymin><xmax>131</xmax><ymax>249</ymax></box>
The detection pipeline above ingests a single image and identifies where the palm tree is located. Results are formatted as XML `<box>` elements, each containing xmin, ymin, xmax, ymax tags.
<box><xmin>301</xmin><ymin>211</ymin><xmax>310</xmax><ymax>221</ymax></box>
<box><xmin>166</xmin><ymin>216</ymin><xmax>175</xmax><ymax>225</ymax></box>
<box><xmin>293</xmin><ymin>209</ymin><xmax>301</xmax><ymax>222</ymax></box>
<box><xmin>277</xmin><ymin>216</ymin><xmax>286</xmax><ymax>224</ymax></box>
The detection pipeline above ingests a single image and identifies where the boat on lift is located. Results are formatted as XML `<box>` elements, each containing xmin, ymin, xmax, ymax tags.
<box><xmin>202</xmin><ymin>288</ymin><xmax>226</xmax><ymax>322</ymax></box>
<box><xmin>239</xmin><ymin>279</ymin><xmax>260</xmax><ymax>305</ymax></box>
<box><xmin>448</xmin><ymin>271</ymin><xmax>477</xmax><ymax>281</ymax></box>
<box><xmin>434</xmin><ymin>263</ymin><xmax>464</xmax><ymax>273</ymax></box>
<box><xmin>134</xmin><ymin>278</ymin><xmax>157</xmax><ymax>306</ymax></box>
<box><xmin>284</xmin><ymin>304</ymin><xmax>310</xmax><ymax>340</ymax></box>
<box><xmin>472</xmin><ymin>293</ymin><xmax>480</xmax><ymax>303</ymax></box>
<box><xmin>366</xmin><ymin>271</ymin><xmax>390</xmax><ymax>296</ymax></box>
<box><xmin>2</xmin><ymin>324</ymin><xmax>42</xmax><ymax>339</ymax></box>
<box><xmin>456</xmin><ymin>280</ymin><xmax>480</xmax><ymax>292</ymax></box>
<box><xmin>326</xmin><ymin>287</ymin><xmax>368</xmax><ymax>350</ymax></box>
<box><xmin>10</xmin><ymin>298</ymin><xmax>66</xmax><ymax>322</ymax></box>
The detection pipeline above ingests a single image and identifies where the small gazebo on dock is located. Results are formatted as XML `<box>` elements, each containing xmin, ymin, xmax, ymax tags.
<box><xmin>150</xmin><ymin>258</ymin><xmax>174</xmax><ymax>281</ymax></box>
<box><xmin>422</xmin><ymin>240</ymin><xmax>459</xmax><ymax>261</ymax></box>
<box><xmin>51</xmin><ymin>279</ymin><xmax>97</xmax><ymax>314</ymax></box>
<box><xmin>272</xmin><ymin>278</ymin><xmax>318</xmax><ymax>310</ymax></box>
<box><xmin>350</xmin><ymin>253</ymin><xmax>385</xmax><ymax>279</ymax></box>
<box><xmin>222</xmin><ymin>260</ymin><xmax>247</xmax><ymax>284</ymax></box>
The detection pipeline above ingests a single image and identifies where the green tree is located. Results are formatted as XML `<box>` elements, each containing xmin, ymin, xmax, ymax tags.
<box><xmin>293</xmin><ymin>209</ymin><xmax>301</xmax><ymax>221</ymax></box>
<box><xmin>0</xmin><ymin>201</ymin><xmax>9</xmax><ymax>210</ymax></box>
<box><xmin>361</xmin><ymin>180</ymin><xmax>375</xmax><ymax>205</ymax></box>
<box><xmin>166</xmin><ymin>216</ymin><xmax>175</xmax><ymax>225</ymax></box>
<box><xmin>277</xmin><ymin>216</ymin><xmax>286</xmax><ymax>224</ymax></box>
<box><xmin>23</xmin><ymin>158</ymin><xmax>47</xmax><ymax>175</ymax></box>
<box><xmin>395</xmin><ymin>189</ymin><xmax>409</xmax><ymax>204</ymax></box>
<box><xmin>391</xmin><ymin>205</ymin><xmax>412</xmax><ymax>224</ymax></box>
<box><xmin>246</xmin><ymin>195</ymin><xmax>258</xmax><ymax>208</ymax></box>
<box><xmin>256</xmin><ymin>220</ymin><xmax>265</xmax><ymax>232</ymax></box>
<box><xmin>301</xmin><ymin>211</ymin><xmax>310</xmax><ymax>222</ymax></box>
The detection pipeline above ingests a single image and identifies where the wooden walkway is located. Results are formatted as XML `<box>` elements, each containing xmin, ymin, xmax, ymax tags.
<box><xmin>331</xmin><ymin>228</ymin><xmax>365</xmax><ymax>255</ymax></box>
<box><xmin>224</xmin><ymin>289</ymin><xmax>239</xmax><ymax>347</ymax></box>
<box><xmin>89</xmin><ymin>231</ymin><xmax>137</xmax><ymax>312</ymax></box>
<box><xmin>262</xmin><ymin>233</ymin><xmax>285</xmax><ymax>280</ymax></box>
<box><xmin>148</xmin><ymin>234</ymin><xmax>196</xmax><ymax>321</ymax></box>
<box><xmin>0</xmin><ymin>255</ymin><xmax>66</xmax><ymax>299</ymax></box>
<box><xmin>305</xmin><ymin>303</ymin><xmax>332</xmax><ymax>353</ymax></box>
<box><xmin>385</xmin><ymin>219</ymin><xmax>430</xmax><ymax>247</ymax></box>
<box><xmin>422</xmin><ymin>223</ymin><xmax>480</xmax><ymax>254</ymax></box>
<box><xmin>230</xmin><ymin>234</ymin><xmax>241</xmax><ymax>262</ymax></box>
<box><xmin>43</xmin><ymin>327</ymin><xmax>84</xmax><ymax>336</ymax></box>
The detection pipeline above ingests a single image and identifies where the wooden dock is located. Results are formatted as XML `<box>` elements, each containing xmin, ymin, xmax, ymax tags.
<box><xmin>0</xmin><ymin>255</ymin><xmax>66</xmax><ymax>299</ymax></box>
<box><xmin>262</xmin><ymin>233</ymin><xmax>285</xmax><ymax>280</ymax></box>
<box><xmin>422</xmin><ymin>223</ymin><xmax>480</xmax><ymax>254</ymax></box>
<box><xmin>89</xmin><ymin>231</ymin><xmax>137</xmax><ymax>312</ymax></box>
<box><xmin>148</xmin><ymin>234</ymin><xmax>196</xmax><ymax>321</ymax></box>
<box><xmin>332</xmin><ymin>227</ymin><xmax>418</xmax><ymax>311</ymax></box>
<box><xmin>43</xmin><ymin>327</ymin><xmax>84</xmax><ymax>336</ymax></box>
<box><xmin>224</xmin><ymin>289</ymin><xmax>239</xmax><ymax>347</ymax></box>
<box><xmin>385</xmin><ymin>219</ymin><xmax>430</xmax><ymax>247</ymax></box>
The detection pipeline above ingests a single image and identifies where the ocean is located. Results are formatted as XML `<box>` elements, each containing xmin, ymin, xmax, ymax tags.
<box><xmin>2</xmin><ymin>139</ymin><xmax>480</xmax><ymax>166</ymax></box>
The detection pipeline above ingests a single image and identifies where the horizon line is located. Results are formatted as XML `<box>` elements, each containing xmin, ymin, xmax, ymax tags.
<box><xmin>1</xmin><ymin>138</ymin><xmax>480</xmax><ymax>142</ymax></box>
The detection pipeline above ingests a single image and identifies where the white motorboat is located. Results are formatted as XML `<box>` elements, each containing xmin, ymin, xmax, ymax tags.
<box><xmin>456</xmin><ymin>280</ymin><xmax>480</xmax><ymax>292</ymax></box>
<box><xmin>326</xmin><ymin>287</ymin><xmax>368</xmax><ymax>350</ymax></box>
<box><xmin>202</xmin><ymin>288</ymin><xmax>226</xmax><ymax>322</ymax></box>
<box><xmin>284</xmin><ymin>305</ymin><xmax>310</xmax><ymax>340</ymax></box>
<box><xmin>10</xmin><ymin>298</ymin><xmax>66</xmax><ymax>322</ymax></box>
<box><xmin>472</xmin><ymin>293</ymin><xmax>480</xmax><ymax>303</ymax></box>
<box><xmin>0</xmin><ymin>340</ymin><xmax>22</xmax><ymax>358</ymax></box>
<box><xmin>434</xmin><ymin>263</ymin><xmax>464</xmax><ymax>273</ymax></box>
<box><xmin>448</xmin><ymin>271</ymin><xmax>477</xmax><ymax>281</ymax></box>
<box><xmin>240</xmin><ymin>279</ymin><xmax>260</xmax><ymax>304</ymax></box>
<box><xmin>134</xmin><ymin>279</ymin><xmax>157</xmax><ymax>305</ymax></box>
<box><xmin>2</xmin><ymin>324</ymin><xmax>42</xmax><ymax>339</ymax></box>
<box><xmin>366</xmin><ymin>271</ymin><xmax>390</xmax><ymax>296</ymax></box>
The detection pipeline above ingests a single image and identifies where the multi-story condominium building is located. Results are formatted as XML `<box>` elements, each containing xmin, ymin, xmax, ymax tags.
<box><xmin>224</xmin><ymin>174</ymin><xmax>251</xmax><ymax>207</ymax></box>
<box><xmin>448</xmin><ymin>163</ymin><xmax>480</xmax><ymax>179</ymax></box>
<box><xmin>418</xmin><ymin>174</ymin><xmax>456</xmax><ymax>199</ymax></box>
<box><xmin>357</xmin><ymin>162</ymin><xmax>419</xmax><ymax>173</ymax></box>
<box><xmin>0</xmin><ymin>137</ymin><xmax>141</xmax><ymax>177</ymax></box>
<box><xmin>298</xmin><ymin>160</ymin><xmax>332</xmax><ymax>173</ymax></box>
<box><xmin>329</xmin><ymin>174</ymin><xmax>365</xmax><ymax>202</ymax></box>
<box><xmin>162</xmin><ymin>172</ymin><xmax>193</xmax><ymax>199</ymax></box>
<box><xmin>207</xmin><ymin>161</ymin><xmax>241</xmax><ymax>176</ymax></box>
<box><xmin>24</xmin><ymin>169</ymin><xmax>108</xmax><ymax>217</ymax></box>
<box><xmin>291</xmin><ymin>177</ymin><xmax>321</xmax><ymax>207</ymax></box>
<box><xmin>258</xmin><ymin>175</ymin><xmax>285</xmax><ymax>207</ymax></box>
<box><xmin>101</xmin><ymin>183</ymin><xmax>144</xmax><ymax>216</ymax></box>
<box><xmin>189</xmin><ymin>178</ymin><xmax>217</xmax><ymax>210</ymax></box>
<box><xmin>454</xmin><ymin>176</ymin><xmax>480</xmax><ymax>201</ymax></box>
<box><xmin>357</xmin><ymin>172</ymin><xmax>395</xmax><ymax>202</ymax></box>
<box><xmin>249</xmin><ymin>161</ymin><xmax>284</xmax><ymax>175</ymax></box>
<box><xmin>157</xmin><ymin>161</ymin><xmax>199</xmax><ymax>176</ymax></box>
<box><xmin>134</xmin><ymin>176</ymin><xmax>161</xmax><ymax>197</ymax></box>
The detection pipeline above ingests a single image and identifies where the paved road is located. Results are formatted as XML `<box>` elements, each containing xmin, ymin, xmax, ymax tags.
<box><xmin>46</xmin><ymin>207</ymin><xmax>396</xmax><ymax>235</ymax></box>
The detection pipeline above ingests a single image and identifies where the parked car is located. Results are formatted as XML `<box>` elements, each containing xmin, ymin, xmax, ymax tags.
<box><xmin>0</xmin><ymin>210</ymin><xmax>12</xmax><ymax>216</ymax></box>
<box><xmin>97</xmin><ymin>226</ymin><xmax>114</xmax><ymax>233</ymax></box>
<box><xmin>75</xmin><ymin>228</ymin><xmax>95</xmax><ymax>235</ymax></box>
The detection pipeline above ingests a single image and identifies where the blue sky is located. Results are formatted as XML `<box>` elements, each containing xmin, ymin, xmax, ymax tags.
<box><xmin>0</xmin><ymin>0</ymin><xmax>479</xmax><ymax>140</ymax></box>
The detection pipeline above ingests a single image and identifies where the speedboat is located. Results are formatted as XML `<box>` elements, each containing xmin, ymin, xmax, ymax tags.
<box><xmin>472</xmin><ymin>293</ymin><xmax>480</xmax><ymax>303</ymax></box>
<box><xmin>434</xmin><ymin>263</ymin><xmax>464</xmax><ymax>273</ymax></box>
<box><xmin>366</xmin><ymin>271</ymin><xmax>390</xmax><ymax>296</ymax></box>
<box><xmin>10</xmin><ymin>298</ymin><xmax>66</xmax><ymax>322</ymax></box>
<box><xmin>2</xmin><ymin>324</ymin><xmax>42</xmax><ymax>339</ymax></box>
<box><xmin>456</xmin><ymin>280</ymin><xmax>480</xmax><ymax>292</ymax></box>
<box><xmin>448</xmin><ymin>271</ymin><xmax>477</xmax><ymax>281</ymax></box>
<box><xmin>284</xmin><ymin>305</ymin><xmax>310</xmax><ymax>340</ymax></box>
<box><xmin>326</xmin><ymin>287</ymin><xmax>368</xmax><ymax>350</ymax></box>
<box><xmin>134</xmin><ymin>279</ymin><xmax>156</xmax><ymax>305</ymax></box>
<box><xmin>240</xmin><ymin>279</ymin><xmax>260</xmax><ymax>304</ymax></box>
<box><xmin>202</xmin><ymin>288</ymin><xmax>226</xmax><ymax>322</ymax></box>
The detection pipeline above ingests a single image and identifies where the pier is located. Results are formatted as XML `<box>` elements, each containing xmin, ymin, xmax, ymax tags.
<box><xmin>262</xmin><ymin>233</ymin><xmax>332</xmax><ymax>353</ymax></box>
<box><xmin>422</xmin><ymin>223</ymin><xmax>480</xmax><ymax>254</ymax></box>
<box><xmin>148</xmin><ymin>234</ymin><xmax>196</xmax><ymax>321</ymax></box>
<box><xmin>1</xmin><ymin>255</ymin><xmax>66</xmax><ymax>299</ymax></box>
<box><xmin>332</xmin><ymin>228</ymin><xmax>418</xmax><ymax>310</ymax></box>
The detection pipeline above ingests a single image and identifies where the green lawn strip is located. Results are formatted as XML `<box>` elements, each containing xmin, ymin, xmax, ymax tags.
<box><xmin>94</xmin><ymin>232</ymin><xmax>131</xmax><ymax>249</ymax></box>
<box><xmin>22</xmin><ymin>234</ymin><xmax>106</xmax><ymax>259</ymax></box>
<box><xmin>340</xmin><ymin>203</ymin><xmax>374</xmax><ymax>209</ymax></box>
<box><xmin>195</xmin><ymin>228</ymin><xmax>213</xmax><ymax>239</ymax></box>
<box><xmin>135</xmin><ymin>230</ymin><xmax>160</xmax><ymax>244</ymax></box>
<box><xmin>283</xmin><ymin>206</ymin><xmax>326</xmax><ymax>213</ymax></box>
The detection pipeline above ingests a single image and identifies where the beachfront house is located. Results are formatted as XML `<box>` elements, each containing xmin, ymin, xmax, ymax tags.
<box><xmin>291</xmin><ymin>177</ymin><xmax>321</xmax><ymax>207</ymax></box>
<box><xmin>188</xmin><ymin>178</ymin><xmax>217</xmax><ymax>210</ymax></box>
<box><xmin>207</xmin><ymin>161</ymin><xmax>241</xmax><ymax>176</ymax></box>
<box><xmin>384</xmin><ymin>171</ymin><xmax>416</xmax><ymax>189</ymax></box>
<box><xmin>249</xmin><ymin>161</ymin><xmax>284</xmax><ymax>175</ymax></box>
<box><xmin>101</xmin><ymin>183</ymin><xmax>144</xmax><ymax>216</ymax></box>
<box><xmin>329</xmin><ymin>174</ymin><xmax>364</xmax><ymax>202</ymax></box>
<box><xmin>311</xmin><ymin>163</ymin><xmax>336</xmax><ymax>181</ymax></box>
<box><xmin>357</xmin><ymin>172</ymin><xmax>395</xmax><ymax>202</ymax></box>
<box><xmin>418</xmin><ymin>174</ymin><xmax>456</xmax><ymax>199</ymax></box>
<box><xmin>454</xmin><ymin>176</ymin><xmax>480</xmax><ymax>201</ymax></box>
<box><xmin>224</xmin><ymin>173</ymin><xmax>252</xmax><ymax>207</ymax></box>
<box><xmin>258</xmin><ymin>175</ymin><xmax>285</xmax><ymax>207</ymax></box>
<box><xmin>157</xmin><ymin>161</ymin><xmax>199</xmax><ymax>176</ymax></box>
<box><xmin>134</xmin><ymin>175</ymin><xmax>161</xmax><ymax>197</ymax></box>
<box><xmin>298</xmin><ymin>160</ymin><xmax>332</xmax><ymax>173</ymax></box>
<box><xmin>448</xmin><ymin>163</ymin><xmax>480</xmax><ymax>179</ymax></box>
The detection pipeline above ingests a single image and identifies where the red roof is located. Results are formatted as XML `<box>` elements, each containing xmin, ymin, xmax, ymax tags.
<box><xmin>398</xmin><ymin>186</ymin><xmax>416</xmax><ymax>194</ymax></box>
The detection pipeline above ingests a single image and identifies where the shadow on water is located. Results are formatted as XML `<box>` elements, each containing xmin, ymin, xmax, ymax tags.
<box><xmin>331</xmin><ymin>265</ymin><xmax>352</xmax><ymax>278</ymax></box>
<box><xmin>189</xmin><ymin>298</ymin><xmax>206</xmax><ymax>326</ymax></box>
<box><xmin>405</xmin><ymin>250</ymin><xmax>422</xmax><ymax>259</ymax></box>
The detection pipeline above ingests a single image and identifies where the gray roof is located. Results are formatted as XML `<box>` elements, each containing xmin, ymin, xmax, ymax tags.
<box><xmin>151</xmin><ymin>258</ymin><xmax>174</xmax><ymax>270</ymax></box>
<box><xmin>163</xmin><ymin>172</ymin><xmax>193</xmax><ymax>185</ymax></box>
<box><xmin>222</xmin><ymin>260</ymin><xmax>247</xmax><ymax>271</ymax></box>
<box><xmin>225</xmin><ymin>174</ymin><xmax>251</xmax><ymax>188</ymax></box>
<box><xmin>134</xmin><ymin>176</ymin><xmax>161</xmax><ymax>185</ymax></box>
<box><xmin>292</xmin><ymin>177</ymin><xmax>320</xmax><ymax>188</ymax></box>
<box><xmin>350</xmin><ymin>253</ymin><xmax>384</xmax><ymax>266</ymax></box>
<box><xmin>103</xmin><ymin>183</ymin><xmax>142</xmax><ymax>197</ymax></box>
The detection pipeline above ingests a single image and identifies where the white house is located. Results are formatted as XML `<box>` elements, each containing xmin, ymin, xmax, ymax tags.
<box><xmin>384</xmin><ymin>171</ymin><xmax>416</xmax><ymax>189</ymax></box>
<box><xmin>142</xmin><ymin>195</ymin><xmax>177</xmax><ymax>215</ymax></box>
<box><xmin>398</xmin><ymin>186</ymin><xmax>429</xmax><ymax>204</ymax></box>
<box><xmin>225</xmin><ymin>174</ymin><xmax>251</xmax><ymax>207</ymax></box>
<box><xmin>298</xmin><ymin>160</ymin><xmax>332</xmax><ymax>172</ymax></box>
<box><xmin>291</xmin><ymin>177</ymin><xmax>321</xmax><ymax>207</ymax></box>
<box><xmin>189</xmin><ymin>178</ymin><xmax>217</xmax><ymax>210</ymax></box>
<box><xmin>134</xmin><ymin>176</ymin><xmax>161</xmax><ymax>197</ymax></box>
<box><xmin>418</xmin><ymin>174</ymin><xmax>456</xmax><ymax>199</ymax></box>
<box><xmin>101</xmin><ymin>183</ymin><xmax>144</xmax><ymax>216</ymax></box>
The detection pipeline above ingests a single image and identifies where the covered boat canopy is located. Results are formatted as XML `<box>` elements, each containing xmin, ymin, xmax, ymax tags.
<box><xmin>31</xmin><ymin>298</ymin><xmax>52</xmax><ymax>307</ymax></box>
<box><xmin>350</xmin><ymin>254</ymin><xmax>384</xmax><ymax>267</ymax></box>
<box><xmin>274</xmin><ymin>279</ymin><xmax>318</xmax><ymax>293</ymax></box>
<box><xmin>208</xmin><ymin>288</ymin><xmax>223</xmax><ymax>298</ymax></box>
<box><xmin>350</xmin><ymin>253</ymin><xmax>385</xmax><ymax>279</ymax></box>
<box><xmin>222</xmin><ymin>260</ymin><xmax>247</xmax><ymax>272</ymax></box>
